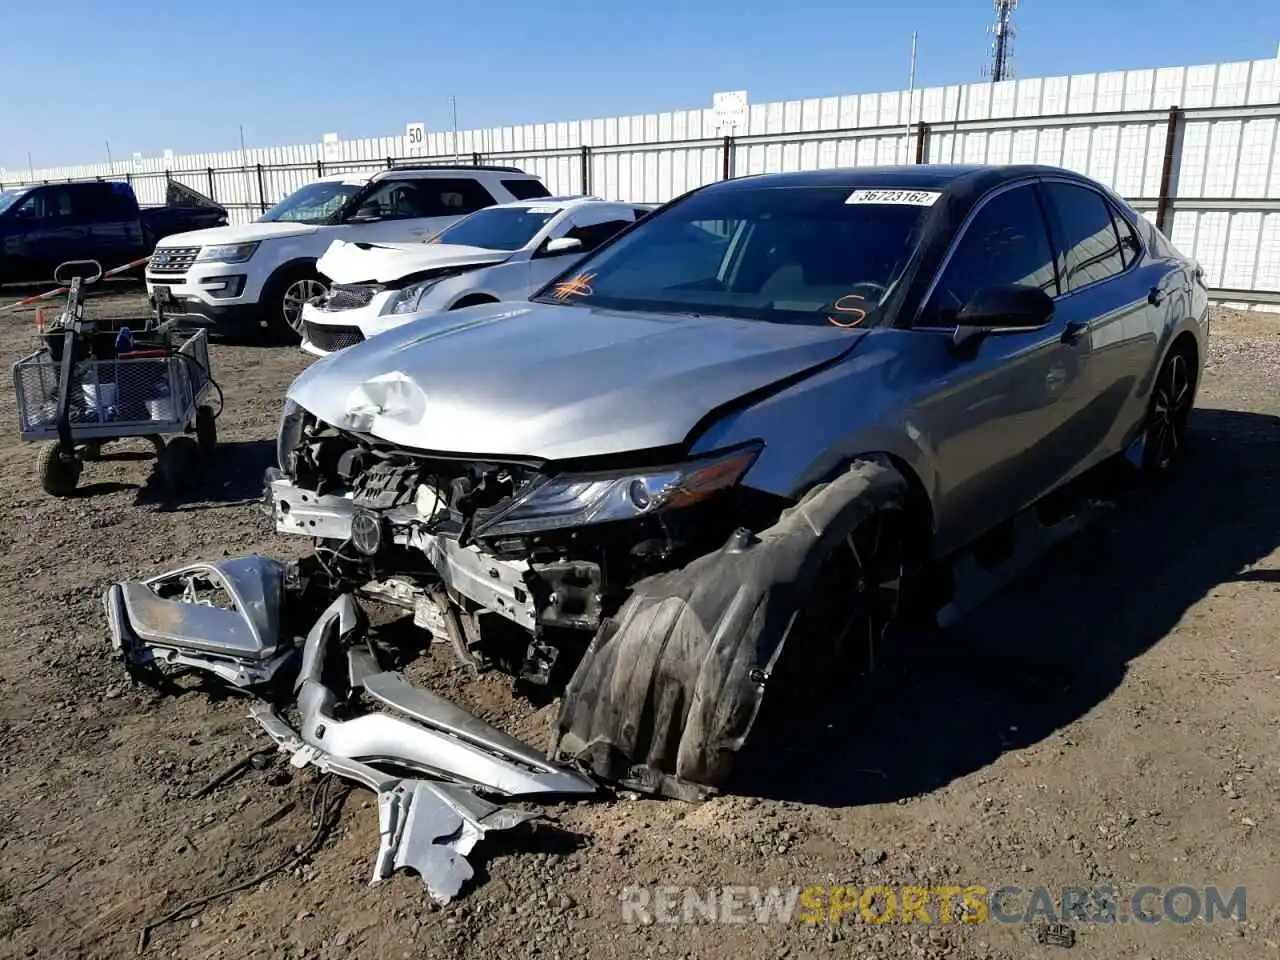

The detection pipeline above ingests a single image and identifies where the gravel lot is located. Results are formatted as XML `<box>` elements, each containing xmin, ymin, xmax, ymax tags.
<box><xmin>0</xmin><ymin>286</ymin><xmax>1277</xmax><ymax>960</ymax></box>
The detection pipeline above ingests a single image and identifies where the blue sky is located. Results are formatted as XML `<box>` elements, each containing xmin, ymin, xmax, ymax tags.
<box><xmin>1</xmin><ymin>0</ymin><xmax>1277</xmax><ymax>170</ymax></box>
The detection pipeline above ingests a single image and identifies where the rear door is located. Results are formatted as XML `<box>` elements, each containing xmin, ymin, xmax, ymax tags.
<box><xmin>1038</xmin><ymin>179</ymin><xmax>1167</xmax><ymax>467</ymax></box>
<box><xmin>911</xmin><ymin>180</ymin><xmax>1083</xmax><ymax>553</ymax></box>
<box><xmin>78</xmin><ymin>182</ymin><xmax>145</xmax><ymax>269</ymax></box>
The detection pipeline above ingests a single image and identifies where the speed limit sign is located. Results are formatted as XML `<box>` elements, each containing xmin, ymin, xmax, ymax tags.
<box><xmin>405</xmin><ymin>122</ymin><xmax>426</xmax><ymax>150</ymax></box>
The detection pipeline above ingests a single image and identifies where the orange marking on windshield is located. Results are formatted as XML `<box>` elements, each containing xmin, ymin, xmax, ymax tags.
<box><xmin>552</xmin><ymin>273</ymin><xmax>597</xmax><ymax>300</ymax></box>
<box><xmin>828</xmin><ymin>293</ymin><xmax>868</xmax><ymax>329</ymax></box>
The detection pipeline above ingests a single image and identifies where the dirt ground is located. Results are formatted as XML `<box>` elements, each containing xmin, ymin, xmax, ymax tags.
<box><xmin>0</xmin><ymin>286</ymin><xmax>1277</xmax><ymax>960</ymax></box>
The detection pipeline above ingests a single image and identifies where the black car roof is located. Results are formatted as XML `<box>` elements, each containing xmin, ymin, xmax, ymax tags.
<box><xmin>708</xmin><ymin>164</ymin><xmax>1079</xmax><ymax>194</ymax></box>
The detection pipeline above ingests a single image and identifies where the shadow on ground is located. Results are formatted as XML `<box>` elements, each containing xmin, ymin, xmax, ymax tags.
<box><xmin>134</xmin><ymin>439</ymin><xmax>276</xmax><ymax>511</ymax></box>
<box><xmin>731</xmin><ymin>407</ymin><xmax>1280</xmax><ymax>807</ymax></box>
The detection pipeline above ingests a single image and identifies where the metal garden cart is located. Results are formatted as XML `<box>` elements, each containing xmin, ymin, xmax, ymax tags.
<box><xmin>12</xmin><ymin>262</ymin><xmax>223</xmax><ymax>497</ymax></box>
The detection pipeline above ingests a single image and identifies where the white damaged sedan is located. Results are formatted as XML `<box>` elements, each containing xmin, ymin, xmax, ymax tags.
<box><xmin>299</xmin><ymin>197</ymin><xmax>651</xmax><ymax>355</ymax></box>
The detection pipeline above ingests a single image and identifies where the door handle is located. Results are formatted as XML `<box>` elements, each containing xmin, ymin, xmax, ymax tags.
<box><xmin>1148</xmin><ymin>286</ymin><xmax>1165</xmax><ymax>306</ymax></box>
<box><xmin>1061</xmin><ymin>320</ymin><xmax>1088</xmax><ymax>345</ymax></box>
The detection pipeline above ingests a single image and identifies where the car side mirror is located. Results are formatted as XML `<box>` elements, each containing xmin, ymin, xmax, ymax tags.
<box><xmin>348</xmin><ymin>206</ymin><xmax>383</xmax><ymax>223</ymax></box>
<box><xmin>541</xmin><ymin>236</ymin><xmax>583</xmax><ymax>256</ymax></box>
<box><xmin>951</xmin><ymin>284</ymin><xmax>1055</xmax><ymax>355</ymax></box>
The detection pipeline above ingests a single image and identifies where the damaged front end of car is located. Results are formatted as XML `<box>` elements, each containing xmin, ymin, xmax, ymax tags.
<box><xmin>266</xmin><ymin>397</ymin><xmax>820</xmax><ymax>798</ymax></box>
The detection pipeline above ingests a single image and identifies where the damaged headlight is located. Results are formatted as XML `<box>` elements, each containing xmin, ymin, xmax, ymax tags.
<box><xmin>387</xmin><ymin>277</ymin><xmax>444</xmax><ymax>316</ymax></box>
<box><xmin>474</xmin><ymin>442</ymin><xmax>763</xmax><ymax>537</ymax></box>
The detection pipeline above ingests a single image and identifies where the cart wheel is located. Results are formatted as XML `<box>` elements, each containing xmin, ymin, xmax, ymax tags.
<box><xmin>195</xmin><ymin>405</ymin><xmax>217</xmax><ymax>456</ymax></box>
<box><xmin>159</xmin><ymin>435</ymin><xmax>201</xmax><ymax>489</ymax></box>
<box><xmin>38</xmin><ymin>441</ymin><xmax>81</xmax><ymax>497</ymax></box>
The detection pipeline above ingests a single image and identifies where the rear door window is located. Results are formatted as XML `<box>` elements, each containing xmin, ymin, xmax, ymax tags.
<box><xmin>355</xmin><ymin>178</ymin><xmax>499</xmax><ymax>220</ymax></box>
<box><xmin>921</xmin><ymin>183</ymin><xmax>1058</xmax><ymax>326</ymax></box>
<box><xmin>74</xmin><ymin>183</ymin><xmax>134</xmax><ymax>219</ymax></box>
<box><xmin>1041</xmin><ymin>181</ymin><xmax>1127</xmax><ymax>292</ymax></box>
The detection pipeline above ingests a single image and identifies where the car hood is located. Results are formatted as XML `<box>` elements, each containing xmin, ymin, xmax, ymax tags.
<box><xmin>156</xmin><ymin>221</ymin><xmax>320</xmax><ymax>247</ymax></box>
<box><xmin>317</xmin><ymin>239</ymin><xmax>510</xmax><ymax>284</ymax></box>
<box><xmin>287</xmin><ymin>301</ymin><xmax>862</xmax><ymax>460</ymax></box>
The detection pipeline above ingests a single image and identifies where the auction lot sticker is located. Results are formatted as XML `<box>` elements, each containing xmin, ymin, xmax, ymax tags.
<box><xmin>846</xmin><ymin>189</ymin><xmax>941</xmax><ymax>206</ymax></box>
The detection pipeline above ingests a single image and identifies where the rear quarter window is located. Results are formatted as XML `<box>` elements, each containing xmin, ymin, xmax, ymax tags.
<box><xmin>502</xmin><ymin>178</ymin><xmax>551</xmax><ymax>200</ymax></box>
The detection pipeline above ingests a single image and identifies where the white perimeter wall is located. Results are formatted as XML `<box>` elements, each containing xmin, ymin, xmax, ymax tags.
<box><xmin>5</xmin><ymin>56</ymin><xmax>1280</xmax><ymax>300</ymax></box>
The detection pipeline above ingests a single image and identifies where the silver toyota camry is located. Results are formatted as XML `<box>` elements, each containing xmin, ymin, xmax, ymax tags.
<box><xmin>266</xmin><ymin>164</ymin><xmax>1208</xmax><ymax>798</ymax></box>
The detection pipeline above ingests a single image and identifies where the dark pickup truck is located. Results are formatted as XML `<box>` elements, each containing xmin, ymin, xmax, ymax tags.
<box><xmin>0</xmin><ymin>179</ymin><xmax>228</xmax><ymax>284</ymax></box>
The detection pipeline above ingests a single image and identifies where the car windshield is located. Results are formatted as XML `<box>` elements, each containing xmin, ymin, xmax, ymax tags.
<box><xmin>430</xmin><ymin>206</ymin><xmax>561</xmax><ymax>251</ymax></box>
<box><xmin>260</xmin><ymin>181</ymin><xmax>363</xmax><ymax>224</ymax></box>
<box><xmin>532</xmin><ymin>184</ymin><xmax>933</xmax><ymax>326</ymax></box>
<box><xmin>0</xmin><ymin>190</ymin><xmax>23</xmax><ymax>215</ymax></box>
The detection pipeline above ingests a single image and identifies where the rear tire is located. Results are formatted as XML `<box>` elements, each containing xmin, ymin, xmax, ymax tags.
<box><xmin>264</xmin><ymin>265</ymin><xmax>327</xmax><ymax>343</ymax></box>
<box><xmin>1140</xmin><ymin>344</ymin><xmax>1196</xmax><ymax>477</ymax></box>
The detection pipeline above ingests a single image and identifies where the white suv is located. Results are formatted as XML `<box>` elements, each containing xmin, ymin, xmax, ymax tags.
<box><xmin>299</xmin><ymin>197</ymin><xmax>652</xmax><ymax>356</ymax></box>
<box><xmin>144</xmin><ymin>165</ymin><xmax>550</xmax><ymax>340</ymax></box>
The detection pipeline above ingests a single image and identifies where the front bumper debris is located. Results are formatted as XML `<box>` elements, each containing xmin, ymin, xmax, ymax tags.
<box><xmin>101</xmin><ymin>556</ymin><xmax>597</xmax><ymax>904</ymax></box>
<box><xmin>104</xmin><ymin>556</ymin><xmax>296</xmax><ymax>688</ymax></box>
<box><xmin>266</xmin><ymin>476</ymin><xmax>539</xmax><ymax>630</ymax></box>
<box><xmin>291</xmin><ymin>594</ymin><xmax>596</xmax><ymax>798</ymax></box>
<box><xmin>251</xmin><ymin>705</ymin><xmax>538</xmax><ymax>903</ymax></box>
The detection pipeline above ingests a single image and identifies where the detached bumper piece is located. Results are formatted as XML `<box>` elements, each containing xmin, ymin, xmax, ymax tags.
<box><xmin>103</xmin><ymin>556</ymin><xmax>296</xmax><ymax>688</ymax></box>
<box><xmin>102</xmin><ymin>560</ymin><xmax>596</xmax><ymax>905</ymax></box>
<box><xmin>252</xmin><ymin>706</ymin><xmax>538</xmax><ymax>904</ymax></box>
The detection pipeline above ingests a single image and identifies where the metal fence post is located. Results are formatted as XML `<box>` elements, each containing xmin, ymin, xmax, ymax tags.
<box><xmin>256</xmin><ymin>163</ymin><xmax>267</xmax><ymax>214</ymax></box>
<box><xmin>472</xmin><ymin>152</ymin><xmax>482</xmax><ymax>167</ymax></box>
<box><xmin>722</xmin><ymin>135</ymin><xmax>734</xmax><ymax>181</ymax></box>
<box><xmin>317</xmin><ymin>159</ymin><xmax>324</xmax><ymax>177</ymax></box>
<box><xmin>207</xmin><ymin>167</ymin><xmax>216</xmax><ymax>201</ymax></box>
<box><xmin>1155</xmin><ymin>105</ymin><xmax>1184</xmax><ymax>235</ymax></box>
<box><xmin>915</xmin><ymin>121</ymin><xmax>929</xmax><ymax>164</ymax></box>
<box><xmin>386</xmin><ymin>157</ymin><xmax>394</xmax><ymax>170</ymax></box>
<box><xmin>580</xmin><ymin>145</ymin><xmax>591</xmax><ymax>195</ymax></box>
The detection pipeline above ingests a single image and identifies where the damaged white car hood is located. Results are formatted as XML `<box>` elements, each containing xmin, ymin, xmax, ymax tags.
<box><xmin>317</xmin><ymin>239</ymin><xmax>510</xmax><ymax>284</ymax></box>
<box><xmin>286</xmin><ymin>301</ymin><xmax>862</xmax><ymax>461</ymax></box>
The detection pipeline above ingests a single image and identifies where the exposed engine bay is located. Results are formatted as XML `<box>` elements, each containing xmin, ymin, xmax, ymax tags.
<box><xmin>270</xmin><ymin>406</ymin><xmax>779</xmax><ymax>691</ymax></box>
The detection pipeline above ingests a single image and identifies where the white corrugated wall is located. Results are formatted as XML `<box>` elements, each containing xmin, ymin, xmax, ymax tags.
<box><xmin>3</xmin><ymin>57</ymin><xmax>1278</xmax><ymax>302</ymax></box>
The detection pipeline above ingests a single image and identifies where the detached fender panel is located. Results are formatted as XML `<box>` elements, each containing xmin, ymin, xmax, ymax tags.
<box><xmin>550</xmin><ymin>457</ymin><xmax>907</xmax><ymax>798</ymax></box>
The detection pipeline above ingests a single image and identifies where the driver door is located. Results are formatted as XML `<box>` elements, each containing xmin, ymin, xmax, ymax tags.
<box><xmin>7</xmin><ymin>187</ymin><xmax>86</xmax><ymax>282</ymax></box>
<box><xmin>909</xmin><ymin>180</ymin><xmax>1088</xmax><ymax>555</ymax></box>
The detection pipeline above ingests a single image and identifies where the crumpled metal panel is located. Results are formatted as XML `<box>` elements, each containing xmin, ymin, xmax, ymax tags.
<box><xmin>295</xmin><ymin>594</ymin><xmax>596</xmax><ymax>798</ymax></box>
<box><xmin>103</xmin><ymin>556</ymin><xmax>295</xmax><ymax>687</ymax></box>
<box><xmin>251</xmin><ymin>705</ymin><xmax>536</xmax><ymax>904</ymax></box>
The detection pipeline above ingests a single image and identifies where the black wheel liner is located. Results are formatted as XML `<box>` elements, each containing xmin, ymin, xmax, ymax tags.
<box><xmin>549</xmin><ymin>456</ymin><xmax>908</xmax><ymax>801</ymax></box>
